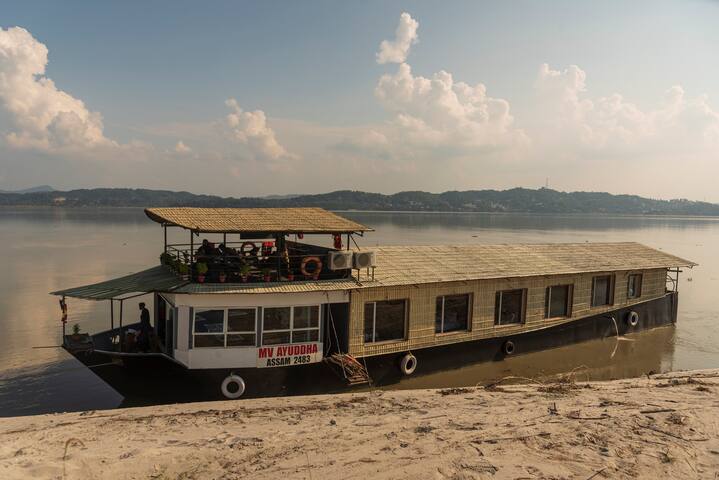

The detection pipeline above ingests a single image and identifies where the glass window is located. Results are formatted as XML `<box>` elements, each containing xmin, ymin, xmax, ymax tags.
<box><xmin>545</xmin><ymin>285</ymin><xmax>572</xmax><ymax>318</ymax></box>
<box><xmin>592</xmin><ymin>275</ymin><xmax>614</xmax><ymax>307</ymax></box>
<box><xmin>627</xmin><ymin>274</ymin><xmax>643</xmax><ymax>299</ymax></box>
<box><xmin>194</xmin><ymin>310</ymin><xmax>224</xmax><ymax>333</ymax></box>
<box><xmin>261</xmin><ymin>305</ymin><xmax>321</xmax><ymax>346</ymax></box>
<box><xmin>228</xmin><ymin>309</ymin><xmax>256</xmax><ymax>332</ymax></box>
<box><xmin>494</xmin><ymin>290</ymin><xmax>525</xmax><ymax>325</ymax></box>
<box><xmin>293</xmin><ymin>306</ymin><xmax>320</xmax><ymax>329</ymax></box>
<box><xmin>193</xmin><ymin>334</ymin><xmax>225</xmax><ymax>348</ymax></box>
<box><xmin>364</xmin><ymin>300</ymin><xmax>406</xmax><ymax>343</ymax></box>
<box><xmin>263</xmin><ymin>307</ymin><xmax>291</xmax><ymax>330</ymax></box>
<box><xmin>435</xmin><ymin>294</ymin><xmax>470</xmax><ymax>333</ymax></box>
<box><xmin>262</xmin><ymin>331</ymin><xmax>291</xmax><ymax>345</ymax></box>
<box><xmin>193</xmin><ymin>308</ymin><xmax>258</xmax><ymax>348</ymax></box>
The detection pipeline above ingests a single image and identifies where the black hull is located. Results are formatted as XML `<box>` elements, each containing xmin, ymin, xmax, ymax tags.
<box><xmin>67</xmin><ymin>292</ymin><xmax>678</xmax><ymax>405</ymax></box>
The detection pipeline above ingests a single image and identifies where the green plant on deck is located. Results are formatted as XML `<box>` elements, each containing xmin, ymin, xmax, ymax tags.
<box><xmin>239</xmin><ymin>264</ymin><xmax>251</xmax><ymax>275</ymax></box>
<box><xmin>196</xmin><ymin>262</ymin><xmax>209</xmax><ymax>276</ymax></box>
<box><xmin>72</xmin><ymin>323</ymin><xmax>81</xmax><ymax>335</ymax></box>
<box><xmin>177</xmin><ymin>262</ymin><xmax>189</xmax><ymax>275</ymax></box>
<box><xmin>159</xmin><ymin>252</ymin><xmax>173</xmax><ymax>266</ymax></box>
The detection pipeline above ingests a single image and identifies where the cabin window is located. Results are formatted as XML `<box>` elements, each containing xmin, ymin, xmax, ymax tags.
<box><xmin>193</xmin><ymin>309</ymin><xmax>226</xmax><ymax>348</ymax></box>
<box><xmin>627</xmin><ymin>274</ymin><xmax>643</xmax><ymax>299</ymax></box>
<box><xmin>435</xmin><ymin>294</ymin><xmax>471</xmax><ymax>333</ymax></box>
<box><xmin>591</xmin><ymin>275</ymin><xmax>615</xmax><ymax>307</ymax></box>
<box><xmin>494</xmin><ymin>289</ymin><xmax>525</xmax><ymax>325</ymax></box>
<box><xmin>364</xmin><ymin>300</ymin><xmax>407</xmax><ymax>343</ymax></box>
<box><xmin>193</xmin><ymin>308</ymin><xmax>258</xmax><ymax>348</ymax></box>
<box><xmin>545</xmin><ymin>285</ymin><xmax>572</xmax><ymax>318</ymax></box>
<box><xmin>227</xmin><ymin>308</ymin><xmax>257</xmax><ymax>346</ymax></box>
<box><xmin>262</xmin><ymin>305</ymin><xmax>320</xmax><ymax>346</ymax></box>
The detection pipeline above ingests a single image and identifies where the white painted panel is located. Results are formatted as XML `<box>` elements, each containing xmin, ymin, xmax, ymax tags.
<box><xmin>176</xmin><ymin>306</ymin><xmax>190</xmax><ymax>352</ymax></box>
<box><xmin>188</xmin><ymin>347</ymin><xmax>259</xmax><ymax>369</ymax></box>
<box><xmin>173</xmin><ymin>349</ymin><xmax>189</xmax><ymax>366</ymax></box>
<box><xmin>174</xmin><ymin>290</ymin><xmax>348</xmax><ymax>308</ymax></box>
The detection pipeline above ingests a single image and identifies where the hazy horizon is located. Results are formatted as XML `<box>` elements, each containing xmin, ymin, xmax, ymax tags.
<box><xmin>1</xmin><ymin>1</ymin><xmax>718</xmax><ymax>201</ymax></box>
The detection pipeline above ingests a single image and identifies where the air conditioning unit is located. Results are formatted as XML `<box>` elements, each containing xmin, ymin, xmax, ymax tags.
<box><xmin>327</xmin><ymin>250</ymin><xmax>353</xmax><ymax>270</ymax></box>
<box><xmin>353</xmin><ymin>251</ymin><xmax>376</xmax><ymax>269</ymax></box>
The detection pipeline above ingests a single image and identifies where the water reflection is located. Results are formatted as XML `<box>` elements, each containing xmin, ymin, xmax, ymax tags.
<box><xmin>0</xmin><ymin>208</ymin><xmax>717</xmax><ymax>416</ymax></box>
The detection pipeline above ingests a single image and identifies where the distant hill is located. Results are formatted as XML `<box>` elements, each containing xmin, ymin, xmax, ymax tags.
<box><xmin>0</xmin><ymin>185</ymin><xmax>55</xmax><ymax>194</ymax></box>
<box><xmin>1</xmin><ymin>187</ymin><xmax>719</xmax><ymax>216</ymax></box>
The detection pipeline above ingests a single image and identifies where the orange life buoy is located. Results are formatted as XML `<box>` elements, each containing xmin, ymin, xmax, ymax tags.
<box><xmin>300</xmin><ymin>256</ymin><xmax>323</xmax><ymax>278</ymax></box>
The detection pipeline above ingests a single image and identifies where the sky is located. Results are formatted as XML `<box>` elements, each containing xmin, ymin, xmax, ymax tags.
<box><xmin>0</xmin><ymin>0</ymin><xmax>718</xmax><ymax>200</ymax></box>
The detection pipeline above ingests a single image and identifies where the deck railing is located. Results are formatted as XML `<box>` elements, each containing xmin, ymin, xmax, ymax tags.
<box><xmin>161</xmin><ymin>240</ymin><xmax>352</xmax><ymax>284</ymax></box>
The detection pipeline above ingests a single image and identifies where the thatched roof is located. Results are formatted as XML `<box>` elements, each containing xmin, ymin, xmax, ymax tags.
<box><xmin>52</xmin><ymin>242</ymin><xmax>695</xmax><ymax>298</ymax></box>
<box><xmin>144</xmin><ymin>207</ymin><xmax>371</xmax><ymax>234</ymax></box>
<box><xmin>364</xmin><ymin>242</ymin><xmax>695</xmax><ymax>288</ymax></box>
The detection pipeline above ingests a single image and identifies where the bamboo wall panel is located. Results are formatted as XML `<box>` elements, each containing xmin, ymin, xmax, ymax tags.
<box><xmin>349</xmin><ymin>268</ymin><xmax>668</xmax><ymax>357</ymax></box>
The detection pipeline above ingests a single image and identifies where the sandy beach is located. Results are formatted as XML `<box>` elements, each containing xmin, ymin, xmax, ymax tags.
<box><xmin>2</xmin><ymin>369</ymin><xmax>719</xmax><ymax>479</ymax></box>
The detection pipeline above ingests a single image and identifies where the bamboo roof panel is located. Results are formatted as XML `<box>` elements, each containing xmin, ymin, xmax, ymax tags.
<box><xmin>144</xmin><ymin>207</ymin><xmax>371</xmax><ymax>234</ymax></box>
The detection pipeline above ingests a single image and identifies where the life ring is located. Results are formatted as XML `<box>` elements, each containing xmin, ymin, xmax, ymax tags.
<box><xmin>220</xmin><ymin>374</ymin><xmax>246</xmax><ymax>399</ymax></box>
<box><xmin>400</xmin><ymin>353</ymin><xmax>417</xmax><ymax>375</ymax></box>
<box><xmin>300</xmin><ymin>256</ymin><xmax>323</xmax><ymax>277</ymax></box>
<box><xmin>503</xmin><ymin>340</ymin><xmax>516</xmax><ymax>355</ymax></box>
<box><xmin>626</xmin><ymin>311</ymin><xmax>639</xmax><ymax>327</ymax></box>
<box><xmin>241</xmin><ymin>242</ymin><xmax>258</xmax><ymax>257</ymax></box>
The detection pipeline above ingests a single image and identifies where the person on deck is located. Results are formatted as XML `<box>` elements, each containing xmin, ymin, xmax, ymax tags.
<box><xmin>136</xmin><ymin>302</ymin><xmax>152</xmax><ymax>352</ymax></box>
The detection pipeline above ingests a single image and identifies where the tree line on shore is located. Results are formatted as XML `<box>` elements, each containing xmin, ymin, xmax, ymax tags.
<box><xmin>1</xmin><ymin>187</ymin><xmax>718</xmax><ymax>216</ymax></box>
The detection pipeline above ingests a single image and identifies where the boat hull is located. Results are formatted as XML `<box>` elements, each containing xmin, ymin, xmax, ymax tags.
<box><xmin>66</xmin><ymin>292</ymin><xmax>678</xmax><ymax>403</ymax></box>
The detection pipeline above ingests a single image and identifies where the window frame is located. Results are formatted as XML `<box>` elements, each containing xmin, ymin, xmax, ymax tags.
<box><xmin>435</xmin><ymin>293</ymin><xmax>472</xmax><ymax>334</ymax></box>
<box><xmin>192</xmin><ymin>307</ymin><xmax>258</xmax><ymax>349</ymax></box>
<box><xmin>261</xmin><ymin>304</ymin><xmax>322</xmax><ymax>346</ymax></box>
<box><xmin>627</xmin><ymin>273</ymin><xmax>643</xmax><ymax>299</ymax></box>
<box><xmin>544</xmin><ymin>284</ymin><xmax>573</xmax><ymax>319</ymax></box>
<box><xmin>494</xmin><ymin>289</ymin><xmax>527</xmax><ymax>326</ymax></box>
<box><xmin>364</xmin><ymin>299</ymin><xmax>408</xmax><ymax>344</ymax></box>
<box><xmin>591</xmin><ymin>274</ymin><xmax>615</xmax><ymax>307</ymax></box>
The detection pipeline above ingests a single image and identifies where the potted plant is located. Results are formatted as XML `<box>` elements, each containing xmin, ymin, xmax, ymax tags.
<box><xmin>71</xmin><ymin>323</ymin><xmax>82</xmax><ymax>340</ymax></box>
<box><xmin>177</xmin><ymin>262</ymin><xmax>190</xmax><ymax>281</ymax></box>
<box><xmin>218</xmin><ymin>270</ymin><xmax>227</xmax><ymax>283</ymax></box>
<box><xmin>261</xmin><ymin>267</ymin><xmax>272</xmax><ymax>282</ymax></box>
<box><xmin>159</xmin><ymin>252</ymin><xmax>173</xmax><ymax>266</ymax></box>
<box><xmin>240</xmin><ymin>264</ymin><xmax>251</xmax><ymax>283</ymax></box>
<box><xmin>196</xmin><ymin>262</ymin><xmax>209</xmax><ymax>283</ymax></box>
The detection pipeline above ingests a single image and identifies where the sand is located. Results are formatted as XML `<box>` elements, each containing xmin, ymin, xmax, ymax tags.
<box><xmin>2</xmin><ymin>369</ymin><xmax>719</xmax><ymax>479</ymax></box>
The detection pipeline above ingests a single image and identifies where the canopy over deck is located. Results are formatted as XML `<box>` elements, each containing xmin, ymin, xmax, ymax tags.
<box><xmin>144</xmin><ymin>207</ymin><xmax>372</xmax><ymax>234</ymax></box>
<box><xmin>51</xmin><ymin>266</ymin><xmax>187</xmax><ymax>300</ymax></box>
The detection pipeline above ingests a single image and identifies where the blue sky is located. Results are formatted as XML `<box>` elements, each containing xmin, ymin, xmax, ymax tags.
<box><xmin>1</xmin><ymin>1</ymin><xmax>718</xmax><ymax>199</ymax></box>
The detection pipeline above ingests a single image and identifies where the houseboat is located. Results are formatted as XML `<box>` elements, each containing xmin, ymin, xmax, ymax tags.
<box><xmin>54</xmin><ymin>207</ymin><xmax>696</xmax><ymax>399</ymax></box>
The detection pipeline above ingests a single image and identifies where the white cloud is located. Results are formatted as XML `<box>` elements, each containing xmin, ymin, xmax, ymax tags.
<box><xmin>375</xmin><ymin>63</ymin><xmax>524</xmax><ymax>150</ymax></box>
<box><xmin>376</xmin><ymin>12</ymin><xmax>419</xmax><ymax>64</ymax></box>
<box><xmin>174</xmin><ymin>140</ymin><xmax>191</xmax><ymax>154</ymax></box>
<box><xmin>224</xmin><ymin>98</ymin><xmax>295</xmax><ymax>161</ymax></box>
<box><xmin>0</xmin><ymin>26</ymin><xmax>115</xmax><ymax>151</ymax></box>
<box><xmin>535</xmin><ymin>63</ymin><xmax>719</xmax><ymax>152</ymax></box>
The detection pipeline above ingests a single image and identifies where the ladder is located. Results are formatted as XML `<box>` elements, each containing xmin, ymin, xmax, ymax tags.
<box><xmin>325</xmin><ymin>353</ymin><xmax>370</xmax><ymax>386</ymax></box>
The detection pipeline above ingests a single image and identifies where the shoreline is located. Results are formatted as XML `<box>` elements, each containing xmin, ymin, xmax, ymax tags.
<box><xmin>1</xmin><ymin>369</ymin><xmax>718</xmax><ymax>479</ymax></box>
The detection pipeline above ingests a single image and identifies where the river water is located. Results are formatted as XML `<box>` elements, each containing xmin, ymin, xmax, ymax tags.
<box><xmin>0</xmin><ymin>208</ymin><xmax>717</xmax><ymax>417</ymax></box>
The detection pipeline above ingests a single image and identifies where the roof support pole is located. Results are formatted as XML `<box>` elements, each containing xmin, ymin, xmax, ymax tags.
<box><xmin>164</xmin><ymin>225</ymin><xmax>167</xmax><ymax>254</ymax></box>
<box><xmin>119</xmin><ymin>299</ymin><xmax>124</xmax><ymax>353</ymax></box>
<box><xmin>110</xmin><ymin>299</ymin><xmax>114</xmax><ymax>331</ymax></box>
<box><xmin>190</xmin><ymin>230</ymin><xmax>194</xmax><ymax>266</ymax></box>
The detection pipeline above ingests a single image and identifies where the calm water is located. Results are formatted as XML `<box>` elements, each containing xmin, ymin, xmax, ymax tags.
<box><xmin>0</xmin><ymin>207</ymin><xmax>717</xmax><ymax>416</ymax></box>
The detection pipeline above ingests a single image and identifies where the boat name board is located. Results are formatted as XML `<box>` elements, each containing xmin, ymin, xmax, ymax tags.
<box><xmin>256</xmin><ymin>343</ymin><xmax>321</xmax><ymax>368</ymax></box>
